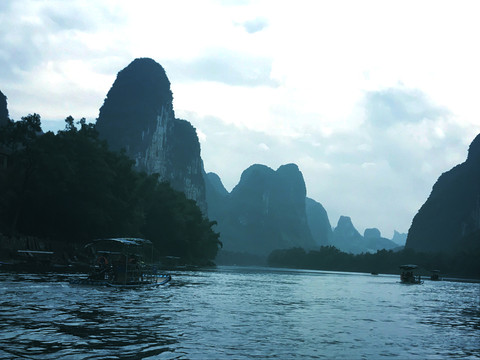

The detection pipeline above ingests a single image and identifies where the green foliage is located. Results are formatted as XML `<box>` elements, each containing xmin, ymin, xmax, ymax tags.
<box><xmin>0</xmin><ymin>90</ymin><xmax>8</xmax><ymax>126</ymax></box>
<box><xmin>0</xmin><ymin>115</ymin><xmax>221</xmax><ymax>265</ymax></box>
<box><xmin>268</xmin><ymin>246</ymin><xmax>480</xmax><ymax>279</ymax></box>
<box><xmin>141</xmin><ymin>180</ymin><xmax>221</xmax><ymax>265</ymax></box>
<box><xmin>0</xmin><ymin>113</ymin><xmax>41</xmax><ymax>150</ymax></box>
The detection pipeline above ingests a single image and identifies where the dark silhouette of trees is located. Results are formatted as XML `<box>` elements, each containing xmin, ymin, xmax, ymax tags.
<box><xmin>0</xmin><ymin>115</ymin><xmax>221</xmax><ymax>265</ymax></box>
<box><xmin>268</xmin><ymin>246</ymin><xmax>480</xmax><ymax>279</ymax></box>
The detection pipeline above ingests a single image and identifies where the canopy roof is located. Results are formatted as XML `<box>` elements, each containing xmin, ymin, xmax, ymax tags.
<box><xmin>399</xmin><ymin>264</ymin><xmax>418</xmax><ymax>270</ymax></box>
<box><xmin>85</xmin><ymin>238</ymin><xmax>153</xmax><ymax>254</ymax></box>
<box><xmin>93</xmin><ymin>238</ymin><xmax>152</xmax><ymax>246</ymax></box>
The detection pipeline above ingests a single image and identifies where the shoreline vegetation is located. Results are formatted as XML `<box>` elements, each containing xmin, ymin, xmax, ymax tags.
<box><xmin>267</xmin><ymin>246</ymin><xmax>480</xmax><ymax>280</ymax></box>
<box><xmin>0</xmin><ymin>115</ymin><xmax>221</xmax><ymax>267</ymax></box>
<box><xmin>1</xmin><ymin>235</ymin><xmax>479</xmax><ymax>281</ymax></box>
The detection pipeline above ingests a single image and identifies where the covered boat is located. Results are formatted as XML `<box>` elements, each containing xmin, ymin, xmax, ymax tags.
<box><xmin>399</xmin><ymin>264</ymin><xmax>423</xmax><ymax>284</ymax></box>
<box><xmin>430</xmin><ymin>269</ymin><xmax>441</xmax><ymax>281</ymax></box>
<box><xmin>69</xmin><ymin>238</ymin><xmax>171</xmax><ymax>288</ymax></box>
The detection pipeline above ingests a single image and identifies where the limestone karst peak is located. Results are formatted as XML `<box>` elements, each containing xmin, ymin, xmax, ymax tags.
<box><xmin>95</xmin><ymin>58</ymin><xmax>207</xmax><ymax>212</ymax></box>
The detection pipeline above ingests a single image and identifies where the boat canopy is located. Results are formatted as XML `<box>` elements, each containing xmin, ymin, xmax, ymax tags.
<box><xmin>399</xmin><ymin>264</ymin><xmax>418</xmax><ymax>270</ymax></box>
<box><xmin>84</xmin><ymin>238</ymin><xmax>153</xmax><ymax>255</ymax></box>
<box><xmin>92</xmin><ymin>238</ymin><xmax>152</xmax><ymax>246</ymax></box>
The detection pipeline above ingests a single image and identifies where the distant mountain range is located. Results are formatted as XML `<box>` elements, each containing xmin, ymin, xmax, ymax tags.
<box><xmin>328</xmin><ymin>216</ymin><xmax>399</xmax><ymax>254</ymax></box>
<box><xmin>9</xmin><ymin>57</ymin><xmax>468</xmax><ymax>259</ymax></box>
<box><xmin>204</xmin><ymin>164</ymin><xmax>318</xmax><ymax>255</ymax></box>
<box><xmin>205</xmin><ymin>164</ymin><xmax>403</xmax><ymax>256</ymax></box>
<box><xmin>391</xmin><ymin>230</ymin><xmax>407</xmax><ymax>246</ymax></box>
<box><xmin>406</xmin><ymin>133</ymin><xmax>480</xmax><ymax>253</ymax></box>
<box><xmin>84</xmin><ymin>58</ymin><xmax>480</xmax><ymax>256</ymax></box>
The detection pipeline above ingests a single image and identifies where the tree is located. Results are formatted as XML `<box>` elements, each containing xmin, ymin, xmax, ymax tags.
<box><xmin>142</xmin><ymin>181</ymin><xmax>221</xmax><ymax>265</ymax></box>
<box><xmin>0</xmin><ymin>114</ymin><xmax>42</xmax><ymax>234</ymax></box>
<box><xmin>0</xmin><ymin>114</ymin><xmax>222</xmax><ymax>265</ymax></box>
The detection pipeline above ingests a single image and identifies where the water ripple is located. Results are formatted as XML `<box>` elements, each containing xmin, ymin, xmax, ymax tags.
<box><xmin>0</xmin><ymin>268</ymin><xmax>479</xmax><ymax>359</ymax></box>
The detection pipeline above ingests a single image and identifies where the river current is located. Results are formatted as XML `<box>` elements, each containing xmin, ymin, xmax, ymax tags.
<box><xmin>0</xmin><ymin>266</ymin><xmax>479</xmax><ymax>359</ymax></box>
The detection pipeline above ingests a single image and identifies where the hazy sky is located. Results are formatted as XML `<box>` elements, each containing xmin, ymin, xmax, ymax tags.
<box><xmin>1</xmin><ymin>0</ymin><xmax>479</xmax><ymax>238</ymax></box>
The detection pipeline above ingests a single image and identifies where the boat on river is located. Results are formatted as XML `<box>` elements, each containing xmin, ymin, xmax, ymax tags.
<box><xmin>399</xmin><ymin>264</ymin><xmax>423</xmax><ymax>284</ymax></box>
<box><xmin>430</xmin><ymin>269</ymin><xmax>442</xmax><ymax>281</ymax></box>
<box><xmin>69</xmin><ymin>238</ymin><xmax>171</xmax><ymax>288</ymax></box>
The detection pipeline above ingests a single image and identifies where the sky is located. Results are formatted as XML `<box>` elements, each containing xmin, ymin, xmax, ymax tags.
<box><xmin>1</xmin><ymin>0</ymin><xmax>479</xmax><ymax>238</ymax></box>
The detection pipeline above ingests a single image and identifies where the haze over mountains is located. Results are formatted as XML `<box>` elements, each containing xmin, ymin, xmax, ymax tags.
<box><xmin>205</xmin><ymin>167</ymin><xmax>400</xmax><ymax>255</ymax></box>
<box><xmin>329</xmin><ymin>216</ymin><xmax>398</xmax><ymax>254</ymax></box>
<box><xmin>205</xmin><ymin>164</ymin><xmax>317</xmax><ymax>255</ymax></box>
<box><xmin>93</xmin><ymin>58</ymin><xmax>411</xmax><ymax>256</ymax></box>
<box><xmin>2</xmin><ymin>57</ymin><xmax>478</xmax><ymax>258</ymax></box>
<box><xmin>305</xmin><ymin>197</ymin><xmax>332</xmax><ymax>247</ymax></box>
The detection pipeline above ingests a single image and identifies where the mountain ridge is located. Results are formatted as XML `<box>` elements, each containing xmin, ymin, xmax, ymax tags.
<box><xmin>205</xmin><ymin>163</ymin><xmax>318</xmax><ymax>255</ymax></box>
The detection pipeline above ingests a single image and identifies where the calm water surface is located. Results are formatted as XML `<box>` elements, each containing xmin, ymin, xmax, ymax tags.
<box><xmin>0</xmin><ymin>266</ymin><xmax>479</xmax><ymax>359</ymax></box>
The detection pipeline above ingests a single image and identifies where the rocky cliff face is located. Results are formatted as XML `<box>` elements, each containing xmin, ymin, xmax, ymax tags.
<box><xmin>305</xmin><ymin>197</ymin><xmax>332</xmax><ymax>246</ymax></box>
<box><xmin>0</xmin><ymin>90</ymin><xmax>9</xmax><ymax>127</ymax></box>
<box><xmin>206</xmin><ymin>164</ymin><xmax>316</xmax><ymax>255</ymax></box>
<box><xmin>95</xmin><ymin>58</ymin><xmax>207</xmax><ymax>211</ymax></box>
<box><xmin>406</xmin><ymin>134</ymin><xmax>480</xmax><ymax>252</ymax></box>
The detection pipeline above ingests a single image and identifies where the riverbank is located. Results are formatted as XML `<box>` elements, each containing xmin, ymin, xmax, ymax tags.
<box><xmin>268</xmin><ymin>246</ymin><xmax>480</xmax><ymax>281</ymax></box>
<box><xmin>0</xmin><ymin>234</ymin><xmax>89</xmax><ymax>270</ymax></box>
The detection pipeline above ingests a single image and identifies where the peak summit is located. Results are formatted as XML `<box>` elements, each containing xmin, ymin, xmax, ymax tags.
<box><xmin>102</xmin><ymin>57</ymin><xmax>172</xmax><ymax>113</ymax></box>
<box><xmin>467</xmin><ymin>133</ymin><xmax>480</xmax><ymax>161</ymax></box>
<box><xmin>337</xmin><ymin>216</ymin><xmax>354</xmax><ymax>228</ymax></box>
<box><xmin>96</xmin><ymin>58</ymin><xmax>173</xmax><ymax>153</ymax></box>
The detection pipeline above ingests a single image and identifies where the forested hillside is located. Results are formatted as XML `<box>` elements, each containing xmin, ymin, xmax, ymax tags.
<box><xmin>0</xmin><ymin>115</ymin><xmax>221</xmax><ymax>265</ymax></box>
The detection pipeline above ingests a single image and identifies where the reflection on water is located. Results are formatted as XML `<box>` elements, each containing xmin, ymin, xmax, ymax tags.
<box><xmin>0</xmin><ymin>268</ymin><xmax>479</xmax><ymax>359</ymax></box>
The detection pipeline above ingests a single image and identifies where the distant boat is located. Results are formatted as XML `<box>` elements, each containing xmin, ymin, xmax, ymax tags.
<box><xmin>69</xmin><ymin>238</ymin><xmax>171</xmax><ymax>288</ymax></box>
<box><xmin>430</xmin><ymin>269</ymin><xmax>442</xmax><ymax>281</ymax></box>
<box><xmin>371</xmin><ymin>272</ymin><xmax>379</xmax><ymax>275</ymax></box>
<box><xmin>399</xmin><ymin>264</ymin><xmax>423</xmax><ymax>284</ymax></box>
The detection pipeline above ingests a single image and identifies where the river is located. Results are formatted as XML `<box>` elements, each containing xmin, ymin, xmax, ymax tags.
<box><xmin>0</xmin><ymin>266</ymin><xmax>479</xmax><ymax>359</ymax></box>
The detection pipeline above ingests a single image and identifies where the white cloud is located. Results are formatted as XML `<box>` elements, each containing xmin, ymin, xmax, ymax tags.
<box><xmin>258</xmin><ymin>143</ymin><xmax>269</xmax><ymax>151</ymax></box>
<box><xmin>240</xmin><ymin>18</ymin><xmax>268</xmax><ymax>34</ymax></box>
<box><xmin>164</xmin><ymin>49</ymin><xmax>278</xmax><ymax>87</ymax></box>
